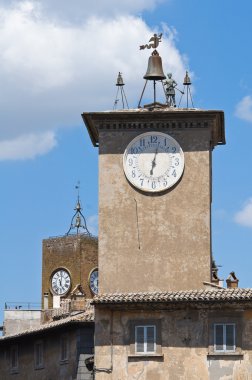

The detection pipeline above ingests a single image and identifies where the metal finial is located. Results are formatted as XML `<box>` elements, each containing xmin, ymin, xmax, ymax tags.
<box><xmin>183</xmin><ymin>71</ymin><xmax>191</xmax><ymax>85</ymax></box>
<box><xmin>178</xmin><ymin>71</ymin><xmax>194</xmax><ymax>109</ymax></box>
<box><xmin>113</xmin><ymin>72</ymin><xmax>129</xmax><ymax>110</ymax></box>
<box><xmin>66</xmin><ymin>182</ymin><xmax>91</xmax><ymax>236</ymax></box>
<box><xmin>116</xmin><ymin>72</ymin><xmax>124</xmax><ymax>86</ymax></box>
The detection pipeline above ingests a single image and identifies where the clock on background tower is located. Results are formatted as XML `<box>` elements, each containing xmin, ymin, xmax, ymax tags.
<box><xmin>89</xmin><ymin>268</ymin><xmax>98</xmax><ymax>295</ymax></box>
<box><xmin>51</xmin><ymin>268</ymin><xmax>71</xmax><ymax>296</ymax></box>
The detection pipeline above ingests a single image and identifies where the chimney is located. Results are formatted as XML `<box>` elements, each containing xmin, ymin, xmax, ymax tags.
<box><xmin>226</xmin><ymin>271</ymin><xmax>239</xmax><ymax>289</ymax></box>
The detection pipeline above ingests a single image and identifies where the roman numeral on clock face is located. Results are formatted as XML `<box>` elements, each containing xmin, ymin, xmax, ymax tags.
<box><xmin>51</xmin><ymin>269</ymin><xmax>71</xmax><ymax>295</ymax></box>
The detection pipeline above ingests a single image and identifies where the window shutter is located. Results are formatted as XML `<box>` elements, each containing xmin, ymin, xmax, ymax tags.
<box><xmin>61</xmin><ymin>336</ymin><xmax>68</xmax><ymax>360</ymax></box>
<box><xmin>34</xmin><ymin>342</ymin><xmax>43</xmax><ymax>368</ymax></box>
<box><xmin>11</xmin><ymin>346</ymin><xmax>18</xmax><ymax>369</ymax></box>
<box><xmin>136</xmin><ymin>326</ymin><xmax>144</xmax><ymax>353</ymax></box>
<box><xmin>215</xmin><ymin>324</ymin><xmax>224</xmax><ymax>351</ymax></box>
<box><xmin>146</xmin><ymin>326</ymin><xmax>155</xmax><ymax>352</ymax></box>
<box><xmin>226</xmin><ymin>324</ymin><xmax>235</xmax><ymax>351</ymax></box>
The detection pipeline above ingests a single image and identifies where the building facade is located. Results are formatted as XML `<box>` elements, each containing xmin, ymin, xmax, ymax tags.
<box><xmin>94</xmin><ymin>289</ymin><xmax>252</xmax><ymax>380</ymax></box>
<box><xmin>0</xmin><ymin>311</ymin><xmax>94</xmax><ymax>380</ymax></box>
<box><xmin>83</xmin><ymin>108</ymin><xmax>252</xmax><ymax>379</ymax></box>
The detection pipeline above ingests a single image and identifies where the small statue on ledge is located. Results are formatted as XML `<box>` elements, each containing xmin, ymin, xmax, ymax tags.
<box><xmin>165</xmin><ymin>73</ymin><xmax>177</xmax><ymax>107</ymax></box>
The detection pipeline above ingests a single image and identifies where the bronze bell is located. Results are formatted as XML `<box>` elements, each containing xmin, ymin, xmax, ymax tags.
<box><xmin>144</xmin><ymin>53</ymin><xmax>166</xmax><ymax>80</ymax></box>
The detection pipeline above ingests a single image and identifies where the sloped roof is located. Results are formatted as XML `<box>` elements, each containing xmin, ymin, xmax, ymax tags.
<box><xmin>0</xmin><ymin>308</ymin><xmax>94</xmax><ymax>342</ymax></box>
<box><xmin>93</xmin><ymin>288</ymin><xmax>252</xmax><ymax>305</ymax></box>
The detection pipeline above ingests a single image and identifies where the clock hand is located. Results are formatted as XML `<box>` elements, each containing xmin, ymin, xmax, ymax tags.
<box><xmin>59</xmin><ymin>274</ymin><xmax>63</xmax><ymax>287</ymax></box>
<box><xmin>150</xmin><ymin>147</ymin><xmax>158</xmax><ymax>175</ymax></box>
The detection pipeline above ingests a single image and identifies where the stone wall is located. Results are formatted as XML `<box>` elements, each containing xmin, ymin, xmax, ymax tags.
<box><xmin>3</xmin><ymin>310</ymin><xmax>41</xmax><ymax>336</ymax></box>
<box><xmin>92</xmin><ymin>110</ymin><xmax>225</xmax><ymax>294</ymax></box>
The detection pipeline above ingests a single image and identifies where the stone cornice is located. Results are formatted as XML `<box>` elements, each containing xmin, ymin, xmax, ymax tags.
<box><xmin>82</xmin><ymin>108</ymin><xmax>225</xmax><ymax>148</ymax></box>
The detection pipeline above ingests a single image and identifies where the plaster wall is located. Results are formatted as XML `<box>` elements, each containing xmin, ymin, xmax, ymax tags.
<box><xmin>94</xmin><ymin>308</ymin><xmax>252</xmax><ymax>380</ymax></box>
<box><xmin>3</xmin><ymin>310</ymin><xmax>41</xmax><ymax>336</ymax></box>
<box><xmin>98</xmin><ymin>118</ymin><xmax>213</xmax><ymax>293</ymax></box>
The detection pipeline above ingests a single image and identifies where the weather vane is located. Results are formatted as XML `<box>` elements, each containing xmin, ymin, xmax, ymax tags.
<box><xmin>139</xmin><ymin>33</ymin><xmax>163</xmax><ymax>50</ymax></box>
<box><xmin>66</xmin><ymin>182</ymin><xmax>91</xmax><ymax>236</ymax></box>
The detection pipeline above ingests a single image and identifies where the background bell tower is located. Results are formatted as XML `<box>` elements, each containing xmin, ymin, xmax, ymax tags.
<box><xmin>41</xmin><ymin>193</ymin><xmax>98</xmax><ymax>309</ymax></box>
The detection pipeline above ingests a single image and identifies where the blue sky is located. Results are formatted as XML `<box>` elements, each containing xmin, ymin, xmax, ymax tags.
<box><xmin>1</xmin><ymin>0</ymin><xmax>252</xmax><ymax>324</ymax></box>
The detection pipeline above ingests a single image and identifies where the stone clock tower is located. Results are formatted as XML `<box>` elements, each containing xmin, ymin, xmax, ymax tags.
<box><xmin>41</xmin><ymin>198</ymin><xmax>98</xmax><ymax>309</ymax></box>
<box><xmin>83</xmin><ymin>109</ymin><xmax>225</xmax><ymax>293</ymax></box>
<box><xmin>81</xmin><ymin>41</ymin><xmax>252</xmax><ymax>380</ymax></box>
<box><xmin>42</xmin><ymin>234</ymin><xmax>98</xmax><ymax>309</ymax></box>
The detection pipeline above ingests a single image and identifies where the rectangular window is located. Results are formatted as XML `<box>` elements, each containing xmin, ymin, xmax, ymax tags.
<box><xmin>34</xmin><ymin>341</ymin><xmax>44</xmax><ymax>369</ymax></box>
<box><xmin>60</xmin><ymin>335</ymin><xmax>68</xmax><ymax>362</ymax></box>
<box><xmin>214</xmin><ymin>324</ymin><xmax>235</xmax><ymax>352</ymax></box>
<box><xmin>10</xmin><ymin>345</ymin><xmax>18</xmax><ymax>372</ymax></box>
<box><xmin>135</xmin><ymin>325</ymin><xmax>156</xmax><ymax>354</ymax></box>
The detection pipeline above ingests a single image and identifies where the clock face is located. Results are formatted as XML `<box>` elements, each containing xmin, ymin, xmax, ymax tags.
<box><xmin>51</xmin><ymin>269</ymin><xmax>71</xmax><ymax>296</ymax></box>
<box><xmin>123</xmin><ymin>132</ymin><xmax>184</xmax><ymax>193</ymax></box>
<box><xmin>89</xmin><ymin>268</ymin><xmax>98</xmax><ymax>295</ymax></box>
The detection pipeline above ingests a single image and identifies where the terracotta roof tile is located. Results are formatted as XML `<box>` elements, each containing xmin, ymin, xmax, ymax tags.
<box><xmin>93</xmin><ymin>288</ymin><xmax>252</xmax><ymax>305</ymax></box>
<box><xmin>0</xmin><ymin>307</ymin><xmax>94</xmax><ymax>341</ymax></box>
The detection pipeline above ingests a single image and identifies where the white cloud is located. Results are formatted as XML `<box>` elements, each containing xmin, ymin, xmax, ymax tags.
<box><xmin>39</xmin><ymin>0</ymin><xmax>164</xmax><ymax>21</ymax></box>
<box><xmin>0</xmin><ymin>131</ymin><xmax>57</xmax><ymax>160</ymax></box>
<box><xmin>235</xmin><ymin>95</ymin><xmax>252</xmax><ymax>122</ymax></box>
<box><xmin>0</xmin><ymin>0</ymin><xmax>164</xmax><ymax>21</ymax></box>
<box><xmin>234</xmin><ymin>198</ymin><xmax>252</xmax><ymax>228</ymax></box>
<box><xmin>0</xmin><ymin>0</ymin><xmax>188</xmax><ymax>160</ymax></box>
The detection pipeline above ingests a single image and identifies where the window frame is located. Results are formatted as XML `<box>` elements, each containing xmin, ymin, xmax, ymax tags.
<box><xmin>34</xmin><ymin>340</ymin><xmax>44</xmax><ymax>370</ymax></box>
<box><xmin>214</xmin><ymin>323</ymin><xmax>236</xmax><ymax>353</ymax></box>
<box><xmin>208</xmin><ymin>312</ymin><xmax>243</xmax><ymax>357</ymax></box>
<box><xmin>135</xmin><ymin>325</ymin><xmax>156</xmax><ymax>354</ymax></box>
<box><xmin>129</xmin><ymin>319</ymin><xmax>162</xmax><ymax>357</ymax></box>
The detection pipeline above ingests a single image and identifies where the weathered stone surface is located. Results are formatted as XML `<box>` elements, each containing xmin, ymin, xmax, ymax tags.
<box><xmin>94</xmin><ymin>307</ymin><xmax>252</xmax><ymax>380</ymax></box>
<box><xmin>83</xmin><ymin>110</ymin><xmax>225</xmax><ymax>294</ymax></box>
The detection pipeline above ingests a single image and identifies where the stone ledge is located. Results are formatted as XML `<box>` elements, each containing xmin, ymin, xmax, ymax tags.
<box><xmin>128</xmin><ymin>353</ymin><xmax>164</xmax><ymax>359</ymax></box>
<box><xmin>207</xmin><ymin>352</ymin><xmax>244</xmax><ymax>358</ymax></box>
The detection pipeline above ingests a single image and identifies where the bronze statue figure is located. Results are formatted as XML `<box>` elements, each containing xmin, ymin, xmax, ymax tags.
<box><xmin>165</xmin><ymin>73</ymin><xmax>177</xmax><ymax>107</ymax></box>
